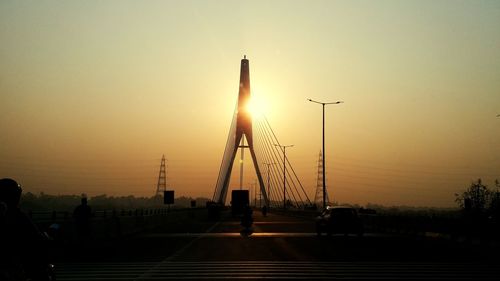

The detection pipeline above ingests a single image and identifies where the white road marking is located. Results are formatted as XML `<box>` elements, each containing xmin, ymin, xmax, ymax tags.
<box><xmin>56</xmin><ymin>261</ymin><xmax>500</xmax><ymax>280</ymax></box>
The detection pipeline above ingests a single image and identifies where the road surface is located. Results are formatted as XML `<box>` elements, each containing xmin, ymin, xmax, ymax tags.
<box><xmin>54</xmin><ymin>209</ymin><xmax>500</xmax><ymax>280</ymax></box>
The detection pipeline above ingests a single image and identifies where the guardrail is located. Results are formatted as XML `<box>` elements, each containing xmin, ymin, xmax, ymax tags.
<box><xmin>270</xmin><ymin>207</ymin><xmax>500</xmax><ymax>243</ymax></box>
<box><xmin>29</xmin><ymin>207</ymin><xmax>207</xmax><ymax>241</ymax></box>
<box><xmin>28</xmin><ymin>207</ymin><xmax>179</xmax><ymax>223</ymax></box>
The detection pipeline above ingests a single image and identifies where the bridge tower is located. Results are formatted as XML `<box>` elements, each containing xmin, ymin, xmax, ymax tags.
<box><xmin>155</xmin><ymin>154</ymin><xmax>167</xmax><ymax>197</ymax></box>
<box><xmin>314</xmin><ymin>150</ymin><xmax>329</xmax><ymax>207</ymax></box>
<box><xmin>212</xmin><ymin>56</ymin><xmax>269</xmax><ymax>206</ymax></box>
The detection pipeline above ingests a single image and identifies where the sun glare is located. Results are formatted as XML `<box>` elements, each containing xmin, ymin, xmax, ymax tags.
<box><xmin>246</xmin><ymin>94</ymin><xmax>268</xmax><ymax>119</ymax></box>
<box><xmin>246</xmin><ymin>87</ymin><xmax>269</xmax><ymax>118</ymax></box>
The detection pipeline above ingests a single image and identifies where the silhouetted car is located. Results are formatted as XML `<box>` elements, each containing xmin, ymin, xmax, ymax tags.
<box><xmin>316</xmin><ymin>206</ymin><xmax>364</xmax><ymax>236</ymax></box>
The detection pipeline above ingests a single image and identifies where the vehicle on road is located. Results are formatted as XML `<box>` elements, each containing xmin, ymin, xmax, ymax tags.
<box><xmin>231</xmin><ymin>190</ymin><xmax>249</xmax><ymax>216</ymax></box>
<box><xmin>316</xmin><ymin>206</ymin><xmax>364</xmax><ymax>236</ymax></box>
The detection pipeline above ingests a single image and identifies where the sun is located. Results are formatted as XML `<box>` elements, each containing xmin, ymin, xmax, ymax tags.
<box><xmin>245</xmin><ymin>96</ymin><xmax>267</xmax><ymax>118</ymax></box>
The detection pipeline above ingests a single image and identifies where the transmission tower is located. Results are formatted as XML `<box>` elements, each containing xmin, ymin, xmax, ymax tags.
<box><xmin>155</xmin><ymin>155</ymin><xmax>167</xmax><ymax>197</ymax></box>
<box><xmin>314</xmin><ymin>150</ymin><xmax>329</xmax><ymax>207</ymax></box>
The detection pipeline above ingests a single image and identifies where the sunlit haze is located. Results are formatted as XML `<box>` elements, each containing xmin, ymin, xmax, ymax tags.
<box><xmin>1</xmin><ymin>1</ymin><xmax>499</xmax><ymax>207</ymax></box>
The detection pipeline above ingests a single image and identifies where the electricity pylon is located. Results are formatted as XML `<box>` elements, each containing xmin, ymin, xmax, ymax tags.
<box><xmin>314</xmin><ymin>150</ymin><xmax>329</xmax><ymax>207</ymax></box>
<box><xmin>155</xmin><ymin>155</ymin><xmax>167</xmax><ymax>197</ymax></box>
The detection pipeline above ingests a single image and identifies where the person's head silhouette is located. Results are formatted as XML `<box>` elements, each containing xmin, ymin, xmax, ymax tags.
<box><xmin>0</xmin><ymin>178</ymin><xmax>22</xmax><ymax>209</ymax></box>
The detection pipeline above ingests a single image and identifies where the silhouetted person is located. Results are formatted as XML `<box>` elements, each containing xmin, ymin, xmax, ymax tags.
<box><xmin>0</xmin><ymin>178</ymin><xmax>49</xmax><ymax>281</ymax></box>
<box><xmin>0</xmin><ymin>201</ymin><xmax>6</xmax><ymax>223</ymax></box>
<box><xmin>262</xmin><ymin>205</ymin><xmax>268</xmax><ymax>217</ymax></box>
<box><xmin>73</xmin><ymin>197</ymin><xmax>92</xmax><ymax>241</ymax></box>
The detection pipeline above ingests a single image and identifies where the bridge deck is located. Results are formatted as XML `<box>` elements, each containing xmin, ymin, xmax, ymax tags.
<box><xmin>54</xmin><ymin>210</ymin><xmax>500</xmax><ymax>280</ymax></box>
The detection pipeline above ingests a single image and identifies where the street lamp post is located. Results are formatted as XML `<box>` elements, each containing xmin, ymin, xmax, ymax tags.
<box><xmin>308</xmin><ymin>99</ymin><xmax>343</xmax><ymax>210</ymax></box>
<box><xmin>274</xmin><ymin>144</ymin><xmax>293</xmax><ymax>210</ymax></box>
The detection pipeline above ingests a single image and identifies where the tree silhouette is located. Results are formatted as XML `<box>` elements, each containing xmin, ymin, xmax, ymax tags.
<box><xmin>490</xmin><ymin>179</ymin><xmax>500</xmax><ymax>221</ymax></box>
<box><xmin>455</xmin><ymin>179</ymin><xmax>491</xmax><ymax>215</ymax></box>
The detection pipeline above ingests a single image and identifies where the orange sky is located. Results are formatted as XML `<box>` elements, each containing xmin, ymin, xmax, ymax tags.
<box><xmin>1</xmin><ymin>1</ymin><xmax>499</xmax><ymax>207</ymax></box>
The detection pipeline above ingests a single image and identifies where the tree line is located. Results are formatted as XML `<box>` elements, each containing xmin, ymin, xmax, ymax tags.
<box><xmin>19</xmin><ymin>178</ymin><xmax>499</xmax><ymax>217</ymax></box>
<box><xmin>455</xmin><ymin>178</ymin><xmax>500</xmax><ymax>221</ymax></box>
<box><xmin>20</xmin><ymin>192</ymin><xmax>211</xmax><ymax>212</ymax></box>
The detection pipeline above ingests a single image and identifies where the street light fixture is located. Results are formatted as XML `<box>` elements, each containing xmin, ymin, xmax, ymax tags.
<box><xmin>274</xmin><ymin>144</ymin><xmax>294</xmax><ymax>210</ymax></box>
<box><xmin>308</xmin><ymin>99</ymin><xmax>343</xmax><ymax>210</ymax></box>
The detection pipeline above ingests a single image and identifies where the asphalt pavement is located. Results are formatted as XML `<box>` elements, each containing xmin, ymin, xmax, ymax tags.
<box><xmin>55</xmin><ymin>209</ymin><xmax>500</xmax><ymax>280</ymax></box>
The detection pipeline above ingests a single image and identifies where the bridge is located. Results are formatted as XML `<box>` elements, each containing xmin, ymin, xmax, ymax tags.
<box><xmin>37</xmin><ymin>57</ymin><xmax>500</xmax><ymax>279</ymax></box>
<box><xmin>213</xmin><ymin>56</ymin><xmax>311</xmax><ymax>209</ymax></box>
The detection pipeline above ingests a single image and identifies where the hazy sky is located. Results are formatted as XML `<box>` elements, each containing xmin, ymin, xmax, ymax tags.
<box><xmin>1</xmin><ymin>0</ymin><xmax>499</xmax><ymax>207</ymax></box>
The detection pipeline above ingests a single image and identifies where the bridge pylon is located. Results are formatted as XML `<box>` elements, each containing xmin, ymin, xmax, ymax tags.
<box><xmin>212</xmin><ymin>56</ymin><xmax>269</xmax><ymax>207</ymax></box>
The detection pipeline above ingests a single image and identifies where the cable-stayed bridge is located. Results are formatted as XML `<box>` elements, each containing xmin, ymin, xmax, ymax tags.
<box><xmin>212</xmin><ymin>56</ymin><xmax>312</xmax><ymax>209</ymax></box>
<box><xmin>31</xmin><ymin>57</ymin><xmax>500</xmax><ymax>280</ymax></box>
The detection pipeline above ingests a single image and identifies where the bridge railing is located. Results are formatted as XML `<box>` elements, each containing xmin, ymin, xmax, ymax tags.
<box><xmin>28</xmin><ymin>207</ymin><xmax>207</xmax><ymax>241</ymax></box>
<box><xmin>267</xmin><ymin>207</ymin><xmax>499</xmax><ymax>241</ymax></box>
<box><xmin>27</xmin><ymin>207</ymin><xmax>177</xmax><ymax>223</ymax></box>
